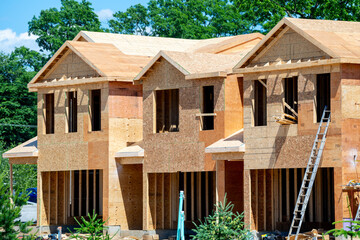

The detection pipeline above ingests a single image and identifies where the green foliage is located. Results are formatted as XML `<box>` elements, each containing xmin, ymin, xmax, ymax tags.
<box><xmin>70</xmin><ymin>210</ymin><xmax>115</xmax><ymax>240</ymax></box>
<box><xmin>109</xmin><ymin>0</ymin><xmax>360</xmax><ymax>37</ymax></box>
<box><xmin>109</xmin><ymin>0</ymin><xmax>253</xmax><ymax>38</ymax></box>
<box><xmin>0</xmin><ymin>174</ymin><xmax>36</xmax><ymax>240</ymax></box>
<box><xmin>0</xmin><ymin>47</ymin><xmax>43</xmax><ymax>190</ymax></box>
<box><xmin>28</xmin><ymin>0</ymin><xmax>102</xmax><ymax>54</ymax></box>
<box><xmin>325</xmin><ymin>220</ymin><xmax>360</xmax><ymax>239</ymax></box>
<box><xmin>192</xmin><ymin>196</ymin><xmax>251</xmax><ymax>240</ymax></box>
<box><xmin>235</xmin><ymin>0</ymin><xmax>360</xmax><ymax>33</ymax></box>
<box><xmin>109</xmin><ymin>4</ymin><xmax>150</xmax><ymax>35</ymax></box>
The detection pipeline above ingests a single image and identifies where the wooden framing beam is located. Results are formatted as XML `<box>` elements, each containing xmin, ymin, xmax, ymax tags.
<box><xmin>197</xmin><ymin>173</ymin><xmax>202</xmax><ymax>220</ymax></box>
<box><xmin>258</xmin><ymin>79</ymin><xmax>268</xmax><ymax>89</ymax></box>
<box><xmin>86</xmin><ymin>170</ymin><xmax>89</xmax><ymax>215</ymax></box>
<box><xmin>284</xmin><ymin>101</ymin><xmax>298</xmax><ymax>117</ymax></box>
<box><xmin>79</xmin><ymin>170</ymin><xmax>82</xmax><ymax>216</ymax></box>
<box><xmin>205</xmin><ymin>172</ymin><xmax>209</xmax><ymax>217</ymax></box>
<box><xmin>286</xmin><ymin>169</ymin><xmax>290</xmax><ymax>222</ymax></box>
<box><xmin>191</xmin><ymin>172</ymin><xmax>195</xmax><ymax>221</ymax></box>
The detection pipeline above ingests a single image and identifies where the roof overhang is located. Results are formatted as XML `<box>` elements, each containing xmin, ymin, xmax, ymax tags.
<box><xmin>28</xmin><ymin>76</ymin><xmax>132</xmax><ymax>92</ymax></box>
<box><xmin>232</xmin><ymin>58</ymin><xmax>343</xmax><ymax>74</ymax></box>
<box><xmin>205</xmin><ymin>129</ymin><xmax>245</xmax><ymax>154</ymax></box>
<box><xmin>115</xmin><ymin>145</ymin><xmax>144</xmax><ymax>165</ymax></box>
<box><xmin>2</xmin><ymin>137</ymin><xmax>38</xmax><ymax>161</ymax></box>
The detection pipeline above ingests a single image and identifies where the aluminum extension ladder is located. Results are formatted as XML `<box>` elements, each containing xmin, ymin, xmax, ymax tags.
<box><xmin>288</xmin><ymin>106</ymin><xmax>331</xmax><ymax>240</ymax></box>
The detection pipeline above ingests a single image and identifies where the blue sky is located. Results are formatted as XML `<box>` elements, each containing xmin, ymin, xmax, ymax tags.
<box><xmin>0</xmin><ymin>0</ymin><xmax>148</xmax><ymax>53</ymax></box>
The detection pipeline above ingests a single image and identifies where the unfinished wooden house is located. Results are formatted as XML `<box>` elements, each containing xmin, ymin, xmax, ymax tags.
<box><xmin>227</xmin><ymin>17</ymin><xmax>360</xmax><ymax>232</ymax></box>
<box><xmin>3</xmin><ymin>31</ymin><xmax>263</xmax><ymax>234</ymax></box>
<box><xmin>131</xmin><ymin>46</ymin><xmax>255</xmax><ymax>230</ymax></box>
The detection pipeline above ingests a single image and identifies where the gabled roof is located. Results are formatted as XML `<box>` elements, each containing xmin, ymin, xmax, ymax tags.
<box><xmin>29</xmin><ymin>41</ymin><xmax>151</xmax><ymax>85</ymax></box>
<box><xmin>73</xmin><ymin>31</ymin><xmax>263</xmax><ymax>57</ymax></box>
<box><xmin>134</xmin><ymin>50</ymin><xmax>246</xmax><ymax>82</ymax></box>
<box><xmin>234</xmin><ymin>17</ymin><xmax>360</xmax><ymax>69</ymax></box>
<box><xmin>2</xmin><ymin>137</ymin><xmax>38</xmax><ymax>159</ymax></box>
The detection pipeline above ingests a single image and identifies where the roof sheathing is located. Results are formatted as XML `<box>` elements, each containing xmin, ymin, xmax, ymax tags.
<box><xmin>233</xmin><ymin>17</ymin><xmax>347</xmax><ymax>70</ymax></box>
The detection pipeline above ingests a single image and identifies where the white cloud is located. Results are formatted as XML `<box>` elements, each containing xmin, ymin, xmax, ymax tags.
<box><xmin>96</xmin><ymin>9</ymin><xmax>114</xmax><ymax>22</ymax></box>
<box><xmin>0</xmin><ymin>29</ymin><xmax>40</xmax><ymax>54</ymax></box>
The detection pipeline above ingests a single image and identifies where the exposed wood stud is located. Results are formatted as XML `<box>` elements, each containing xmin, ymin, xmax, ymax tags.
<box><xmin>205</xmin><ymin>172</ymin><xmax>209</xmax><ymax>217</ymax></box>
<box><xmin>86</xmin><ymin>170</ymin><xmax>89</xmax><ymax>215</ymax></box>
<box><xmin>191</xmin><ymin>172</ymin><xmax>195</xmax><ymax>221</ymax></box>
<box><xmin>79</xmin><ymin>170</ymin><xmax>82</xmax><ymax>216</ymax></box>
<box><xmin>255</xmin><ymin>170</ymin><xmax>258</xmax><ymax>230</ymax></box>
<box><xmin>286</xmin><ymin>169</ymin><xmax>290</xmax><ymax>221</ymax></box>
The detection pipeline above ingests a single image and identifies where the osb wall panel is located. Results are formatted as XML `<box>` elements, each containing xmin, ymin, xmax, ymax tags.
<box><xmin>43</xmin><ymin>51</ymin><xmax>100</xmax><ymax>81</ymax></box>
<box><xmin>250</xmin><ymin>28</ymin><xmax>329</xmax><ymax>67</ymax></box>
<box><xmin>342</xmin><ymin>85</ymin><xmax>360</xmax><ymax>119</ymax></box>
<box><xmin>37</xmin><ymin>82</ymin><xmax>109</xmax><ymax>172</ymax></box>
<box><xmin>142</xmin><ymin>59</ymin><xmax>227</xmax><ymax>173</ymax></box>
<box><xmin>108</xmin><ymin>118</ymin><xmax>143</xmax><ymax>228</ymax></box>
<box><xmin>107</xmin><ymin>163</ymin><xmax>143</xmax><ymax>229</ymax></box>
<box><xmin>243</xmin><ymin>65</ymin><xmax>341</xmax><ymax>169</ymax></box>
<box><xmin>340</xmin><ymin>64</ymin><xmax>360</xmax><ymax>219</ymax></box>
<box><xmin>107</xmin><ymin>82</ymin><xmax>143</xmax><ymax>228</ymax></box>
<box><xmin>108</xmin><ymin>82</ymin><xmax>143</xmax><ymax>119</ymax></box>
<box><xmin>224</xmin><ymin>75</ymin><xmax>243</xmax><ymax>136</ymax></box>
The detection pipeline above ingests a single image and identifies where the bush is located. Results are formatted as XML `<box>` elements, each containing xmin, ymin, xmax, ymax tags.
<box><xmin>325</xmin><ymin>220</ymin><xmax>360</xmax><ymax>240</ymax></box>
<box><xmin>192</xmin><ymin>195</ymin><xmax>252</xmax><ymax>240</ymax></box>
<box><xmin>0</xmin><ymin>174</ymin><xmax>36</xmax><ymax>240</ymax></box>
<box><xmin>70</xmin><ymin>210</ymin><xmax>115</xmax><ymax>240</ymax></box>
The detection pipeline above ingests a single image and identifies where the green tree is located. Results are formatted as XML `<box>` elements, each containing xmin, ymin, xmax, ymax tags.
<box><xmin>235</xmin><ymin>0</ymin><xmax>360</xmax><ymax>33</ymax></box>
<box><xmin>109</xmin><ymin>4</ymin><xmax>150</xmax><ymax>35</ymax></box>
<box><xmin>0</xmin><ymin>47</ymin><xmax>45</xmax><ymax>190</ymax></box>
<box><xmin>109</xmin><ymin>0</ymin><xmax>253</xmax><ymax>38</ymax></box>
<box><xmin>192</xmin><ymin>195</ymin><xmax>251</xmax><ymax>239</ymax></box>
<box><xmin>0</xmin><ymin>174</ymin><xmax>36</xmax><ymax>240</ymax></box>
<box><xmin>28</xmin><ymin>0</ymin><xmax>102</xmax><ymax>54</ymax></box>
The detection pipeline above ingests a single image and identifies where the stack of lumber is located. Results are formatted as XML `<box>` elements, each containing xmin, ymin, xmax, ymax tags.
<box><xmin>274</xmin><ymin>113</ymin><xmax>297</xmax><ymax>125</ymax></box>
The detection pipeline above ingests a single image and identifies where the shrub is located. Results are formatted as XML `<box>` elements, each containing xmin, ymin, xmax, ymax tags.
<box><xmin>0</xmin><ymin>174</ymin><xmax>36</xmax><ymax>240</ymax></box>
<box><xmin>325</xmin><ymin>220</ymin><xmax>360</xmax><ymax>240</ymax></box>
<box><xmin>70</xmin><ymin>210</ymin><xmax>115</xmax><ymax>240</ymax></box>
<box><xmin>192</xmin><ymin>195</ymin><xmax>252</xmax><ymax>240</ymax></box>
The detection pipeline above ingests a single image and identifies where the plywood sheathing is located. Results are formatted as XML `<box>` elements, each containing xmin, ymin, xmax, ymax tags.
<box><xmin>193</xmin><ymin>33</ymin><xmax>263</xmax><ymax>55</ymax></box>
<box><xmin>107</xmin><ymin>82</ymin><xmax>143</xmax><ymax>228</ymax></box>
<box><xmin>142</xmin><ymin>59</ymin><xmax>228</xmax><ymax>173</ymax></box>
<box><xmin>29</xmin><ymin>41</ymin><xmax>152</xmax><ymax>86</ymax></box>
<box><xmin>134</xmin><ymin>51</ymin><xmax>244</xmax><ymax>82</ymax></box>
<box><xmin>242</xmin><ymin>65</ymin><xmax>342</xmax><ymax>169</ymax></box>
<box><xmin>234</xmin><ymin>17</ymin><xmax>360</xmax><ymax>71</ymax></box>
<box><xmin>340</xmin><ymin>64</ymin><xmax>360</xmax><ymax>220</ymax></box>
<box><xmin>37</xmin><ymin>83</ymin><xmax>109</xmax><ymax>171</ymax></box>
<box><xmin>73</xmin><ymin>31</ymin><xmax>263</xmax><ymax>57</ymax></box>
